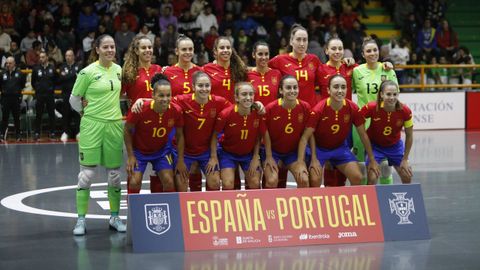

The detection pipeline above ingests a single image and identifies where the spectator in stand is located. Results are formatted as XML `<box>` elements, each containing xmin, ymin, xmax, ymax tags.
<box><xmin>137</xmin><ymin>24</ymin><xmax>156</xmax><ymax>44</ymax></box>
<box><xmin>402</xmin><ymin>12</ymin><xmax>419</xmax><ymax>47</ymax></box>
<box><xmin>191</xmin><ymin>0</ymin><xmax>207</xmax><ymax>18</ymax></box>
<box><xmin>162</xmin><ymin>24</ymin><xmax>178</xmax><ymax>54</ymax></box>
<box><xmin>94</xmin><ymin>0</ymin><xmax>110</xmax><ymax>16</ymax></box>
<box><xmin>39</xmin><ymin>24</ymin><xmax>55</xmax><ymax>52</ymax></box>
<box><xmin>140</xmin><ymin>6</ymin><xmax>160</xmax><ymax>34</ymax></box>
<box><xmin>236</xmin><ymin>29</ymin><xmax>250</xmax><ymax>49</ymax></box>
<box><xmin>172</xmin><ymin>0</ymin><xmax>190</xmax><ymax>17</ymax></box>
<box><xmin>0</xmin><ymin>26</ymin><xmax>11</xmax><ymax>53</ymax></box>
<box><xmin>56</xmin><ymin>4</ymin><xmax>75</xmax><ymax>34</ymax></box>
<box><xmin>159</xmin><ymin>6</ymin><xmax>178</xmax><ymax>34</ymax></box>
<box><xmin>246</xmin><ymin>0</ymin><xmax>265</xmax><ymax>23</ymax></box>
<box><xmin>389</xmin><ymin>38</ymin><xmax>410</xmax><ymax>84</ymax></box>
<box><xmin>99</xmin><ymin>13</ymin><xmax>115</xmax><ymax>35</ymax></box>
<box><xmin>268</xmin><ymin>20</ymin><xmax>289</xmax><ymax>56</ymax></box>
<box><xmin>453</xmin><ymin>46</ymin><xmax>475</xmax><ymax>89</ymax></box>
<box><xmin>204</xmin><ymin>26</ymin><xmax>219</xmax><ymax>52</ymax></box>
<box><xmin>20</xmin><ymin>30</ymin><xmax>38</xmax><ymax>53</ymax></box>
<box><xmin>339</xmin><ymin>3</ymin><xmax>359</xmax><ymax>32</ymax></box>
<box><xmin>416</xmin><ymin>18</ymin><xmax>438</xmax><ymax>58</ymax></box>
<box><xmin>2</xmin><ymin>41</ymin><xmax>25</xmax><ymax>68</ymax></box>
<box><xmin>113</xmin><ymin>4</ymin><xmax>138</xmax><ymax>33</ymax></box>
<box><xmin>0</xmin><ymin>3</ymin><xmax>15</xmax><ymax>36</ymax></box>
<box><xmin>324</xmin><ymin>24</ymin><xmax>340</xmax><ymax>45</ymax></box>
<box><xmin>315</xmin><ymin>0</ymin><xmax>332</xmax><ymax>16</ymax></box>
<box><xmin>82</xmin><ymin>31</ymin><xmax>95</xmax><ymax>61</ymax></box>
<box><xmin>46</xmin><ymin>41</ymin><xmax>64</xmax><ymax>66</ymax></box>
<box><xmin>426</xmin><ymin>0</ymin><xmax>446</xmax><ymax>27</ymax></box>
<box><xmin>394</xmin><ymin>0</ymin><xmax>414</xmax><ymax>29</ymax></box>
<box><xmin>345</xmin><ymin>19</ymin><xmax>366</xmax><ymax>60</ymax></box>
<box><xmin>153</xmin><ymin>35</ymin><xmax>168</xmax><ymax>66</ymax></box>
<box><xmin>428</xmin><ymin>56</ymin><xmax>448</xmax><ymax>89</ymax></box>
<box><xmin>225</xmin><ymin>0</ymin><xmax>242</xmax><ymax>17</ymax></box>
<box><xmin>26</xmin><ymin>40</ymin><xmax>42</xmax><ymax>68</ymax></box>
<box><xmin>263</xmin><ymin>0</ymin><xmax>278</xmax><ymax>30</ymax></box>
<box><xmin>178</xmin><ymin>9</ymin><xmax>199</xmax><ymax>34</ymax></box>
<box><xmin>114</xmin><ymin>21</ymin><xmax>136</xmax><ymax>65</ymax></box>
<box><xmin>299</xmin><ymin>0</ymin><xmax>316</xmax><ymax>24</ymax></box>
<box><xmin>77</xmin><ymin>4</ymin><xmax>99</xmax><ymax>38</ymax></box>
<box><xmin>125</xmin><ymin>0</ymin><xmax>142</xmax><ymax>17</ymax></box>
<box><xmin>436</xmin><ymin>19</ymin><xmax>458</xmax><ymax>61</ymax></box>
<box><xmin>193</xmin><ymin>43</ymin><xmax>209</xmax><ymax>65</ymax></box>
<box><xmin>212</xmin><ymin>0</ymin><xmax>226</xmax><ymax>18</ymax></box>
<box><xmin>196</xmin><ymin>5</ymin><xmax>218</xmax><ymax>36</ymax></box>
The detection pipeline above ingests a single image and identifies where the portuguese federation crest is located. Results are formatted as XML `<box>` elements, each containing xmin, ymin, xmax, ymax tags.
<box><xmin>389</xmin><ymin>192</ymin><xmax>415</xmax><ymax>225</ymax></box>
<box><xmin>145</xmin><ymin>204</ymin><xmax>171</xmax><ymax>235</ymax></box>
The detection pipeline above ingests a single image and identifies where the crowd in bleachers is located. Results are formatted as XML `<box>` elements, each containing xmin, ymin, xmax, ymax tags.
<box><xmin>0</xmin><ymin>0</ymin><xmax>476</xmax><ymax>141</ymax></box>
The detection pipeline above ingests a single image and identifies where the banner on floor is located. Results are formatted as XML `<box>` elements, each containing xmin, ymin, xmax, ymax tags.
<box><xmin>128</xmin><ymin>184</ymin><xmax>430</xmax><ymax>253</ymax></box>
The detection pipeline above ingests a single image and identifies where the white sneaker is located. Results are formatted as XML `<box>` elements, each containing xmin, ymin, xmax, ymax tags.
<box><xmin>60</xmin><ymin>132</ymin><xmax>68</xmax><ymax>142</ymax></box>
<box><xmin>109</xmin><ymin>216</ymin><xmax>126</xmax><ymax>233</ymax></box>
<box><xmin>76</xmin><ymin>133</ymin><xmax>80</xmax><ymax>141</ymax></box>
<box><xmin>73</xmin><ymin>217</ymin><xmax>86</xmax><ymax>236</ymax></box>
<box><xmin>55</xmin><ymin>109</ymin><xmax>63</xmax><ymax>118</ymax></box>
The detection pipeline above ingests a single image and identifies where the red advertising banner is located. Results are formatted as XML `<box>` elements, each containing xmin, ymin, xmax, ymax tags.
<box><xmin>179</xmin><ymin>186</ymin><xmax>384</xmax><ymax>251</ymax></box>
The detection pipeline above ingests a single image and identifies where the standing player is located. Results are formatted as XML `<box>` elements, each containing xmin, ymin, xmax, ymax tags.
<box><xmin>352</xmin><ymin>37</ymin><xmax>398</xmax><ymax>185</ymax></box>
<box><xmin>263</xmin><ymin>75</ymin><xmax>314</xmax><ymax>188</ymax></box>
<box><xmin>247</xmin><ymin>41</ymin><xmax>281</xmax><ymax>106</ymax></box>
<box><xmin>162</xmin><ymin>35</ymin><xmax>203</xmax><ymax>191</ymax></box>
<box><xmin>359</xmin><ymin>80</ymin><xmax>413</xmax><ymax>184</ymax></box>
<box><xmin>212</xmin><ymin>82</ymin><xmax>266</xmax><ymax>190</ymax></box>
<box><xmin>122</xmin><ymin>36</ymin><xmax>164</xmax><ymax>193</ymax></box>
<box><xmin>173</xmin><ymin>71</ymin><xmax>229</xmax><ymax>191</ymax></box>
<box><xmin>70</xmin><ymin>35</ymin><xmax>126</xmax><ymax>236</ymax></box>
<box><xmin>203</xmin><ymin>36</ymin><xmax>248</xmax><ymax>103</ymax></box>
<box><xmin>295</xmin><ymin>75</ymin><xmax>380</xmax><ymax>186</ymax></box>
<box><xmin>124</xmin><ymin>74</ymin><xmax>185</xmax><ymax>193</ymax></box>
<box><xmin>268</xmin><ymin>24</ymin><xmax>321</xmax><ymax>107</ymax></box>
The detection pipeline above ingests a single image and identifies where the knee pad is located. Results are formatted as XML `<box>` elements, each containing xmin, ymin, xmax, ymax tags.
<box><xmin>78</xmin><ymin>165</ymin><xmax>96</xmax><ymax>189</ymax></box>
<box><xmin>380</xmin><ymin>160</ymin><xmax>393</xmax><ymax>178</ymax></box>
<box><xmin>107</xmin><ymin>168</ymin><xmax>121</xmax><ymax>188</ymax></box>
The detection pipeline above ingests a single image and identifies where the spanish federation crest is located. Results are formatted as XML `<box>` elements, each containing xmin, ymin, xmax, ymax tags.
<box><xmin>389</xmin><ymin>192</ymin><xmax>415</xmax><ymax>225</ymax></box>
<box><xmin>145</xmin><ymin>203</ymin><xmax>171</xmax><ymax>235</ymax></box>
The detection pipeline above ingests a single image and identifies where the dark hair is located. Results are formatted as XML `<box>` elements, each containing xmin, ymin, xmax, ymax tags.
<box><xmin>234</xmin><ymin>81</ymin><xmax>254</xmax><ymax>97</ymax></box>
<box><xmin>213</xmin><ymin>36</ymin><xmax>247</xmax><ymax>82</ymax></box>
<box><xmin>87</xmin><ymin>34</ymin><xmax>114</xmax><ymax>64</ymax></box>
<box><xmin>328</xmin><ymin>74</ymin><xmax>346</xmax><ymax>87</ymax></box>
<box><xmin>278</xmin><ymin>75</ymin><xmax>297</xmax><ymax>98</ymax></box>
<box><xmin>176</xmin><ymin>34</ymin><xmax>193</xmax><ymax>48</ymax></box>
<box><xmin>326</xmin><ymin>37</ymin><xmax>343</xmax><ymax>48</ymax></box>
<box><xmin>361</xmin><ymin>36</ymin><xmax>378</xmax><ymax>52</ymax></box>
<box><xmin>151</xmin><ymin>73</ymin><xmax>171</xmax><ymax>93</ymax></box>
<box><xmin>377</xmin><ymin>80</ymin><xmax>401</xmax><ymax>111</ymax></box>
<box><xmin>252</xmin><ymin>40</ymin><xmax>269</xmax><ymax>53</ymax></box>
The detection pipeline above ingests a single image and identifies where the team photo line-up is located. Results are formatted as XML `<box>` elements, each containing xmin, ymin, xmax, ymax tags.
<box><xmin>69</xmin><ymin>24</ymin><xmax>413</xmax><ymax>236</ymax></box>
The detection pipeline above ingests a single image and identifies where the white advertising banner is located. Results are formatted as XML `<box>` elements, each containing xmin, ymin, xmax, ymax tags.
<box><xmin>353</xmin><ymin>92</ymin><xmax>465</xmax><ymax>130</ymax></box>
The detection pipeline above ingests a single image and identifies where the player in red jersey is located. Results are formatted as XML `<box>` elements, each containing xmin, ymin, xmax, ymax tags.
<box><xmin>163</xmin><ymin>35</ymin><xmax>203</xmax><ymax>191</ymax></box>
<box><xmin>122</xmin><ymin>36</ymin><xmax>163</xmax><ymax>193</ymax></box>
<box><xmin>263</xmin><ymin>75</ymin><xmax>314</xmax><ymax>188</ymax></box>
<box><xmin>268</xmin><ymin>24</ymin><xmax>321</xmax><ymax>107</ymax></box>
<box><xmin>173</xmin><ymin>71</ymin><xmax>229</xmax><ymax>191</ymax></box>
<box><xmin>359</xmin><ymin>80</ymin><xmax>413</xmax><ymax>184</ymax></box>
<box><xmin>203</xmin><ymin>36</ymin><xmax>248</xmax><ymax>103</ymax></box>
<box><xmin>247</xmin><ymin>41</ymin><xmax>282</xmax><ymax>106</ymax></box>
<box><xmin>295</xmin><ymin>75</ymin><xmax>380</xmax><ymax>186</ymax></box>
<box><xmin>211</xmin><ymin>82</ymin><xmax>266</xmax><ymax>190</ymax></box>
<box><xmin>124</xmin><ymin>74</ymin><xmax>185</xmax><ymax>193</ymax></box>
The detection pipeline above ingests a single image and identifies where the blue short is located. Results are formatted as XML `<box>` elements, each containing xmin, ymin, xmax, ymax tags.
<box><xmin>173</xmin><ymin>149</ymin><xmax>218</xmax><ymax>173</ymax></box>
<box><xmin>133</xmin><ymin>145</ymin><xmax>173</xmax><ymax>173</ymax></box>
<box><xmin>218</xmin><ymin>147</ymin><xmax>254</xmax><ymax>172</ymax></box>
<box><xmin>315</xmin><ymin>141</ymin><xmax>357</xmax><ymax>167</ymax></box>
<box><xmin>366</xmin><ymin>140</ymin><xmax>404</xmax><ymax>167</ymax></box>
<box><xmin>260</xmin><ymin>146</ymin><xmax>312</xmax><ymax>167</ymax></box>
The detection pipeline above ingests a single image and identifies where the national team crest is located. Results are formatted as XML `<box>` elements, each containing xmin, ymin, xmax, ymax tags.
<box><xmin>396</xmin><ymin>119</ymin><xmax>403</xmax><ymax>127</ymax></box>
<box><xmin>298</xmin><ymin>113</ymin><xmax>304</xmax><ymax>123</ymax></box>
<box><xmin>253</xmin><ymin>119</ymin><xmax>259</xmax><ymax>128</ymax></box>
<box><xmin>272</xmin><ymin>76</ymin><xmax>278</xmax><ymax>85</ymax></box>
<box><xmin>344</xmin><ymin>114</ymin><xmax>350</xmax><ymax>123</ymax></box>
<box><xmin>389</xmin><ymin>192</ymin><xmax>415</xmax><ymax>225</ymax></box>
<box><xmin>210</xmin><ymin>108</ymin><xmax>216</xmax><ymax>118</ymax></box>
<box><xmin>309</xmin><ymin>63</ymin><xmax>315</xmax><ymax>70</ymax></box>
<box><xmin>168</xmin><ymin>119</ymin><xmax>175</xmax><ymax>127</ymax></box>
<box><xmin>145</xmin><ymin>203</ymin><xmax>171</xmax><ymax>235</ymax></box>
<box><xmin>381</xmin><ymin>75</ymin><xmax>387</xmax><ymax>81</ymax></box>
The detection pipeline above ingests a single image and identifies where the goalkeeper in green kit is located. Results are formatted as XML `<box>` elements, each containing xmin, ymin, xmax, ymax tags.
<box><xmin>70</xmin><ymin>35</ymin><xmax>126</xmax><ymax>236</ymax></box>
<box><xmin>352</xmin><ymin>37</ymin><xmax>398</xmax><ymax>185</ymax></box>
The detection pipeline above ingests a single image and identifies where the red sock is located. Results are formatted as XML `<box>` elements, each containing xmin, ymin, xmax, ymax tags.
<box><xmin>277</xmin><ymin>167</ymin><xmax>288</xmax><ymax>188</ymax></box>
<box><xmin>150</xmin><ymin>174</ymin><xmax>163</xmax><ymax>193</ymax></box>
<box><xmin>234</xmin><ymin>168</ymin><xmax>242</xmax><ymax>190</ymax></box>
<box><xmin>189</xmin><ymin>173</ymin><xmax>202</xmax><ymax>191</ymax></box>
<box><xmin>163</xmin><ymin>188</ymin><xmax>176</xmax><ymax>192</ymax></box>
<box><xmin>334</xmin><ymin>168</ymin><xmax>347</xmax><ymax>186</ymax></box>
<box><xmin>127</xmin><ymin>174</ymin><xmax>141</xmax><ymax>194</ymax></box>
<box><xmin>323</xmin><ymin>167</ymin><xmax>336</xmax><ymax>187</ymax></box>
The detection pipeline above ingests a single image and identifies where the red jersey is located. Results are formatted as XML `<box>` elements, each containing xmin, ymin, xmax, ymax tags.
<box><xmin>268</xmin><ymin>53</ymin><xmax>321</xmax><ymax>107</ymax></box>
<box><xmin>162</xmin><ymin>64</ymin><xmax>202</xmax><ymax>97</ymax></box>
<box><xmin>247</xmin><ymin>68</ymin><xmax>282</xmax><ymax>106</ymax></box>
<box><xmin>202</xmin><ymin>63</ymin><xmax>235</xmax><ymax>103</ymax></box>
<box><xmin>215</xmin><ymin>105</ymin><xmax>266</xmax><ymax>155</ymax></box>
<box><xmin>122</xmin><ymin>64</ymin><xmax>162</xmax><ymax>103</ymax></box>
<box><xmin>173</xmin><ymin>94</ymin><xmax>230</xmax><ymax>155</ymax></box>
<box><xmin>265</xmin><ymin>99</ymin><xmax>311</xmax><ymax>154</ymax></box>
<box><xmin>126</xmin><ymin>100</ymin><xmax>183</xmax><ymax>154</ymax></box>
<box><xmin>307</xmin><ymin>98</ymin><xmax>365</xmax><ymax>149</ymax></box>
<box><xmin>316</xmin><ymin>62</ymin><xmax>357</xmax><ymax>100</ymax></box>
<box><xmin>360</xmin><ymin>102</ymin><xmax>413</xmax><ymax>147</ymax></box>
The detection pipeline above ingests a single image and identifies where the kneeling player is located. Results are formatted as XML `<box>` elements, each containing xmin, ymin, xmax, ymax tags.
<box><xmin>124</xmin><ymin>74</ymin><xmax>185</xmax><ymax>193</ymax></box>
<box><xmin>359</xmin><ymin>80</ymin><xmax>413</xmax><ymax>184</ymax></box>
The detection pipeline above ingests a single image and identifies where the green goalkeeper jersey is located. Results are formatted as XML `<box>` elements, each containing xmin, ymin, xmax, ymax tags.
<box><xmin>352</xmin><ymin>63</ymin><xmax>398</xmax><ymax>108</ymax></box>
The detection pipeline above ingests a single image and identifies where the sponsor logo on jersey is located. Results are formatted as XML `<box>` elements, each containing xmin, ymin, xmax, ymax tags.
<box><xmin>373</xmin><ymin>118</ymin><xmax>381</xmax><ymax>121</ymax></box>
<box><xmin>170</xmin><ymin>75</ymin><xmax>178</xmax><ymax>80</ymax></box>
<box><xmin>322</xmin><ymin>116</ymin><xmax>329</xmax><ymax>121</ymax></box>
<box><xmin>229</xmin><ymin>123</ymin><xmax>237</xmax><ymax>127</ymax></box>
<box><xmin>254</xmin><ymin>119</ymin><xmax>260</xmax><ymax>128</ymax></box>
<box><xmin>298</xmin><ymin>113</ymin><xmax>304</xmax><ymax>123</ymax></box>
<box><xmin>273</xmin><ymin>116</ymin><xmax>281</xmax><ymax>120</ymax></box>
<box><xmin>284</xmin><ymin>64</ymin><xmax>292</xmax><ymax>68</ymax></box>
<box><xmin>344</xmin><ymin>114</ymin><xmax>350</xmax><ymax>123</ymax></box>
<box><xmin>144</xmin><ymin>120</ymin><xmax>152</xmax><ymax>124</ymax></box>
